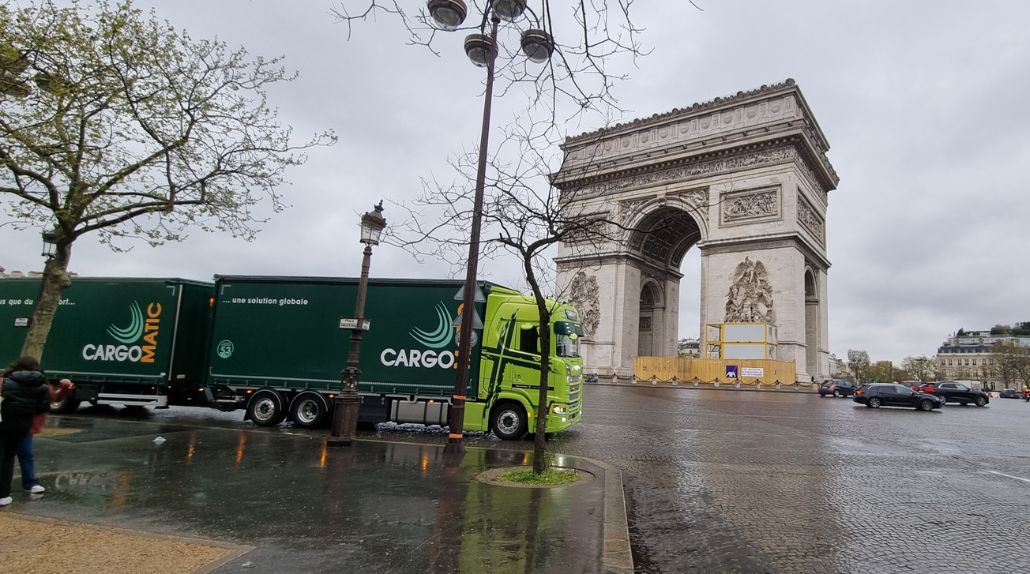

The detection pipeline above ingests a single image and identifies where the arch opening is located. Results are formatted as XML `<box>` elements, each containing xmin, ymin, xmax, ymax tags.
<box><xmin>804</xmin><ymin>268</ymin><xmax>819</xmax><ymax>379</ymax></box>
<box><xmin>628</xmin><ymin>207</ymin><xmax>702</xmax><ymax>358</ymax></box>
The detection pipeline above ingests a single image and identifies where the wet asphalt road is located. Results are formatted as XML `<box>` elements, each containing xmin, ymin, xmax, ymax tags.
<box><xmin>72</xmin><ymin>386</ymin><xmax>1030</xmax><ymax>573</ymax></box>
<box><xmin>552</xmin><ymin>386</ymin><xmax>1030</xmax><ymax>573</ymax></box>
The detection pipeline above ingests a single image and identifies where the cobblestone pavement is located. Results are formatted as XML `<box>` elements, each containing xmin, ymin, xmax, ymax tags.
<box><xmin>102</xmin><ymin>387</ymin><xmax>1030</xmax><ymax>573</ymax></box>
<box><xmin>548</xmin><ymin>387</ymin><xmax>1030</xmax><ymax>574</ymax></box>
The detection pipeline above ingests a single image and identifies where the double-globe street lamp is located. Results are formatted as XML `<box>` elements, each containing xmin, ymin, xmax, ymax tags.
<box><xmin>426</xmin><ymin>0</ymin><xmax>554</xmax><ymax>454</ymax></box>
<box><xmin>328</xmin><ymin>201</ymin><xmax>387</xmax><ymax>446</ymax></box>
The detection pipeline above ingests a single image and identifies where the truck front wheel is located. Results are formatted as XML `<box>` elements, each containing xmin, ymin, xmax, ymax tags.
<box><xmin>247</xmin><ymin>390</ymin><xmax>286</xmax><ymax>427</ymax></box>
<box><xmin>490</xmin><ymin>402</ymin><xmax>528</xmax><ymax>440</ymax></box>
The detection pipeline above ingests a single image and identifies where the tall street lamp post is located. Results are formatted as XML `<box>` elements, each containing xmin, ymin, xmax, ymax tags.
<box><xmin>426</xmin><ymin>0</ymin><xmax>554</xmax><ymax>455</ymax></box>
<box><xmin>328</xmin><ymin>201</ymin><xmax>387</xmax><ymax>447</ymax></box>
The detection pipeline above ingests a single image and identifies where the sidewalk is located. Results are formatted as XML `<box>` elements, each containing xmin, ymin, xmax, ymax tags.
<box><xmin>3</xmin><ymin>414</ymin><xmax>631</xmax><ymax>574</ymax></box>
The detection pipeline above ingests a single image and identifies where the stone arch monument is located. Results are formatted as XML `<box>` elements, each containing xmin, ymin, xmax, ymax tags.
<box><xmin>553</xmin><ymin>80</ymin><xmax>839</xmax><ymax>382</ymax></box>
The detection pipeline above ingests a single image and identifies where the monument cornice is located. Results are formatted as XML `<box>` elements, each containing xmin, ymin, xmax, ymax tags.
<box><xmin>554</xmin><ymin>79</ymin><xmax>840</xmax><ymax>192</ymax></box>
<box><xmin>555</xmin><ymin>252</ymin><xmax>685</xmax><ymax>279</ymax></box>
<box><xmin>564</xmin><ymin>79</ymin><xmax>828</xmax><ymax>147</ymax></box>
<box><xmin>555</xmin><ymin>137</ymin><xmax>836</xmax><ymax>199</ymax></box>
<box><xmin>697</xmin><ymin>231</ymin><xmax>831</xmax><ymax>270</ymax></box>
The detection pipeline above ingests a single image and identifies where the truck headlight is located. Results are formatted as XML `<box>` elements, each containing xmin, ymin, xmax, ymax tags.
<box><xmin>551</xmin><ymin>404</ymin><xmax>566</xmax><ymax>415</ymax></box>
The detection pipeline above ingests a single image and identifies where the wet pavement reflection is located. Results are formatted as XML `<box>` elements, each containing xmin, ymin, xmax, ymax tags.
<box><xmin>28</xmin><ymin>412</ymin><xmax>604</xmax><ymax>574</ymax></box>
<box><xmin>32</xmin><ymin>388</ymin><xmax>1030</xmax><ymax>573</ymax></box>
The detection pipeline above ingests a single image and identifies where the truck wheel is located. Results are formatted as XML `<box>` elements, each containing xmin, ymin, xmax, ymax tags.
<box><xmin>50</xmin><ymin>395</ymin><xmax>81</xmax><ymax>414</ymax></box>
<box><xmin>290</xmin><ymin>392</ymin><xmax>329</xmax><ymax>428</ymax></box>
<box><xmin>247</xmin><ymin>390</ymin><xmax>286</xmax><ymax>427</ymax></box>
<box><xmin>490</xmin><ymin>402</ymin><xmax>528</xmax><ymax>440</ymax></box>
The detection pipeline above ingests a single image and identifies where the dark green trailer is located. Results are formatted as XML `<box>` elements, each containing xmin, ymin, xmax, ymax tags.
<box><xmin>0</xmin><ymin>277</ymin><xmax>213</xmax><ymax>411</ymax></box>
<box><xmin>207</xmin><ymin>276</ymin><xmax>585</xmax><ymax>439</ymax></box>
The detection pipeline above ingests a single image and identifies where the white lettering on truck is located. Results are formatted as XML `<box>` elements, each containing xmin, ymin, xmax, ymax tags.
<box><xmin>380</xmin><ymin>348</ymin><xmax>455</xmax><ymax>369</ymax></box>
<box><xmin>82</xmin><ymin>344</ymin><xmax>143</xmax><ymax>362</ymax></box>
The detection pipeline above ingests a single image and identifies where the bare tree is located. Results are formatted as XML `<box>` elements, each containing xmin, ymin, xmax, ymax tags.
<box><xmin>0</xmin><ymin>1</ymin><xmax>334</xmax><ymax>358</ymax></box>
<box><xmin>332</xmin><ymin>1</ymin><xmax>655</xmax><ymax>132</ymax></box>
<box><xmin>991</xmin><ymin>341</ymin><xmax>1030</xmax><ymax>389</ymax></box>
<box><xmin>847</xmin><ymin>349</ymin><xmax>871</xmax><ymax>385</ymax></box>
<box><xmin>331</xmin><ymin>1</ymin><xmax>671</xmax><ymax>474</ymax></box>
<box><xmin>901</xmin><ymin>356</ymin><xmax>936</xmax><ymax>382</ymax></box>
<box><xmin>394</xmin><ymin>119</ymin><xmax>641</xmax><ymax>473</ymax></box>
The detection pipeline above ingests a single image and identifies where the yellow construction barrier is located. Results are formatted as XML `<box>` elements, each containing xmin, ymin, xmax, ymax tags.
<box><xmin>634</xmin><ymin>357</ymin><xmax>798</xmax><ymax>385</ymax></box>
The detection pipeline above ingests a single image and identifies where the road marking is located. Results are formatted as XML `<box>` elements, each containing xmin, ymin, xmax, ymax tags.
<box><xmin>985</xmin><ymin>470</ymin><xmax>1030</xmax><ymax>484</ymax></box>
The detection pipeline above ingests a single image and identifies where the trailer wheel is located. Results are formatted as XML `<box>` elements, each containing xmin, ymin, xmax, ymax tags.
<box><xmin>290</xmin><ymin>392</ymin><xmax>329</xmax><ymax>429</ymax></box>
<box><xmin>490</xmin><ymin>401</ymin><xmax>528</xmax><ymax>441</ymax></box>
<box><xmin>247</xmin><ymin>390</ymin><xmax>286</xmax><ymax>427</ymax></box>
<box><xmin>50</xmin><ymin>395</ymin><xmax>81</xmax><ymax>414</ymax></box>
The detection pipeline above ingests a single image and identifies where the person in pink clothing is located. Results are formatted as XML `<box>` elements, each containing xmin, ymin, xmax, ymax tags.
<box><xmin>16</xmin><ymin>377</ymin><xmax>75</xmax><ymax>494</ymax></box>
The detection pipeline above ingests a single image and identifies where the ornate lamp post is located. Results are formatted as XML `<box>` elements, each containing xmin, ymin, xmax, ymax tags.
<box><xmin>426</xmin><ymin>0</ymin><xmax>555</xmax><ymax>455</ymax></box>
<box><xmin>328</xmin><ymin>201</ymin><xmax>387</xmax><ymax>447</ymax></box>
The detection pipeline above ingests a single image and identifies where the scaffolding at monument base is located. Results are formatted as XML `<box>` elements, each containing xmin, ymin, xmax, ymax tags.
<box><xmin>632</xmin><ymin>322</ymin><xmax>798</xmax><ymax>384</ymax></box>
<box><xmin>632</xmin><ymin>356</ymin><xmax>797</xmax><ymax>385</ymax></box>
<box><xmin>703</xmin><ymin>322</ymin><xmax>777</xmax><ymax>359</ymax></box>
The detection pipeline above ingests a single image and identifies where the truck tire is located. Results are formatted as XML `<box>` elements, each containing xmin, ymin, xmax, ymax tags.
<box><xmin>50</xmin><ymin>395</ymin><xmax>81</xmax><ymax>414</ymax></box>
<box><xmin>289</xmin><ymin>392</ymin><xmax>329</xmax><ymax>428</ymax></box>
<box><xmin>490</xmin><ymin>401</ymin><xmax>528</xmax><ymax>440</ymax></box>
<box><xmin>247</xmin><ymin>390</ymin><xmax>286</xmax><ymax>427</ymax></box>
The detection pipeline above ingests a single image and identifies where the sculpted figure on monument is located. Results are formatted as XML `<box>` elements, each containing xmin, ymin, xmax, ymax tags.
<box><xmin>724</xmin><ymin>257</ymin><xmax>776</xmax><ymax>324</ymax></box>
<box><xmin>568</xmin><ymin>271</ymin><xmax>600</xmax><ymax>337</ymax></box>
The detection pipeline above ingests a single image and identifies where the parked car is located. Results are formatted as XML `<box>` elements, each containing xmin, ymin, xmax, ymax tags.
<box><xmin>932</xmin><ymin>381</ymin><xmax>990</xmax><ymax>407</ymax></box>
<box><xmin>999</xmin><ymin>389</ymin><xmax>1021</xmax><ymax>399</ymax></box>
<box><xmin>853</xmin><ymin>383</ymin><xmax>943</xmax><ymax>411</ymax></box>
<box><xmin>819</xmin><ymin>380</ymin><xmax>857</xmax><ymax>397</ymax></box>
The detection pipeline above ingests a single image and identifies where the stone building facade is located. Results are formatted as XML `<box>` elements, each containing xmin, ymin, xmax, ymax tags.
<box><xmin>553</xmin><ymin>80</ymin><xmax>839</xmax><ymax>382</ymax></box>
<box><xmin>935</xmin><ymin>331</ymin><xmax>1030</xmax><ymax>385</ymax></box>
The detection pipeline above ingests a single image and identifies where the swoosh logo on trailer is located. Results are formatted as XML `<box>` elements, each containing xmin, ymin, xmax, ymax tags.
<box><xmin>107</xmin><ymin>301</ymin><xmax>144</xmax><ymax>344</ymax></box>
<box><xmin>410</xmin><ymin>301</ymin><xmax>455</xmax><ymax>349</ymax></box>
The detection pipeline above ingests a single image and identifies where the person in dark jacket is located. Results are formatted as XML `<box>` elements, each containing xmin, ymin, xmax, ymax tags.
<box><xmin>0</xmin><ymin>356</ymin><xmax>52</xmax><ymax>507</ymax></box>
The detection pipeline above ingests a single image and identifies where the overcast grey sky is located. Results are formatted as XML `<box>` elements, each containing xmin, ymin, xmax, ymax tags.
<box><xmin>2</xmin><ymin>1</ymin><xmax>1028</xmax><ymax>364</ymax></box>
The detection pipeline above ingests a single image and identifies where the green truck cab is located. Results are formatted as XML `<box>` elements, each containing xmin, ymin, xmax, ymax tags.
<box><xmin>207</xmin><ymin>276</ymin><xmax>583</xmax><ymax>439</ymax></box>
<box><xmin>0</xmin><ymin>277</ymin><xmax>212</xmax><ymax>411</ymax></box>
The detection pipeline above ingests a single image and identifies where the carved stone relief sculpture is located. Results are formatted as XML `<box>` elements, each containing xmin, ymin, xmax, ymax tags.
<box><xmin>724</xmin><ymin>257</ymin><xmax>776</xmax><ymax>324</ymax></box>
<box><xmin>721</xmin><ymin>189</ymin><xmax>779</xmax><ymax>224</ymax></box>
<box><xmin>796</xmin><ymin>193</ymin><xmax>825</xmax><ymax>245</ymax></box>
<box><xmin>568</xmin><ymin>271</ymin><xmax>601</xmax><ymax>337</ymax></box>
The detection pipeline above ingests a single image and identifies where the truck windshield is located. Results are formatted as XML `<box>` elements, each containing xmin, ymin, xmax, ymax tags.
<box><xmin>554</xmin><ymin>321</ymin><xmax>583</xmax><ymax>358</ymax></box>
<box><xmin>556</xmin><ymin>334</ymin><xmax>580</xmax><ymax>357</ymax></box>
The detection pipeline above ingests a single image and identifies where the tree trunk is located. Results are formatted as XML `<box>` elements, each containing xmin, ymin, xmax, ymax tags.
<box><xmin>533</xmin><ymin>317</ymin><xmax>550</xmax><ymax>475</ymax></box>
<box><xmin>20</xmin><ymin>242</ymin><xmax>73</xmax><ymax>360</ymax></box>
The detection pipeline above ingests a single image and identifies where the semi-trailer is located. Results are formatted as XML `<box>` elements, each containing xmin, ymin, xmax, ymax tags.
<box><xmin>1</xmin><ymin>275</ymin><xmax>585</xmax><ymax>440</ymax></box>
<box><xmin>0</xmin><ymin>277</ymin><xmax>213</xmax><ymax>411</ymax></box>
<box><xmin>206</xmin><ymin>276</ymin><xmax>584</xmax><ymax>439</ymax></box>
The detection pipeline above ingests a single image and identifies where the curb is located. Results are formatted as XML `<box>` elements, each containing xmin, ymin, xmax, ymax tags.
<box><xmin>590</xmin><ymin>458</ymin><xmax>634</xmax><ymax>574</ymax></box>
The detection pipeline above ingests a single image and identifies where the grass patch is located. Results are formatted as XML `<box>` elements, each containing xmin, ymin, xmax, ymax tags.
<box><xmin>497</xmin><ymin>467</ymin><xmax>578</xmax><ymax>485</ymax></box>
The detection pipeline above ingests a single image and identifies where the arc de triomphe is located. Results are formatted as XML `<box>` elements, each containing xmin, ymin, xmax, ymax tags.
<box><xmin>553</xmin><ymin>80</ymin><xmax>839</xmax><ymax>382</ymax></box>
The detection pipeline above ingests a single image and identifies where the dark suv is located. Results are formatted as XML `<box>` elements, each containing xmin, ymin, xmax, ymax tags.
<box><xmin>932</xmin><ymin>381</ymin><xmax>990</xmax><ymax>407</ymax></box>
<box><xmin>853</xmin><ymin>383</ymin><xmax>943</xmax><ymax>411</ymax></box>
<box><xmin>819</xmin><ymin>380</ymin><xmax>856</xmax><ymax>397</ymax></box>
